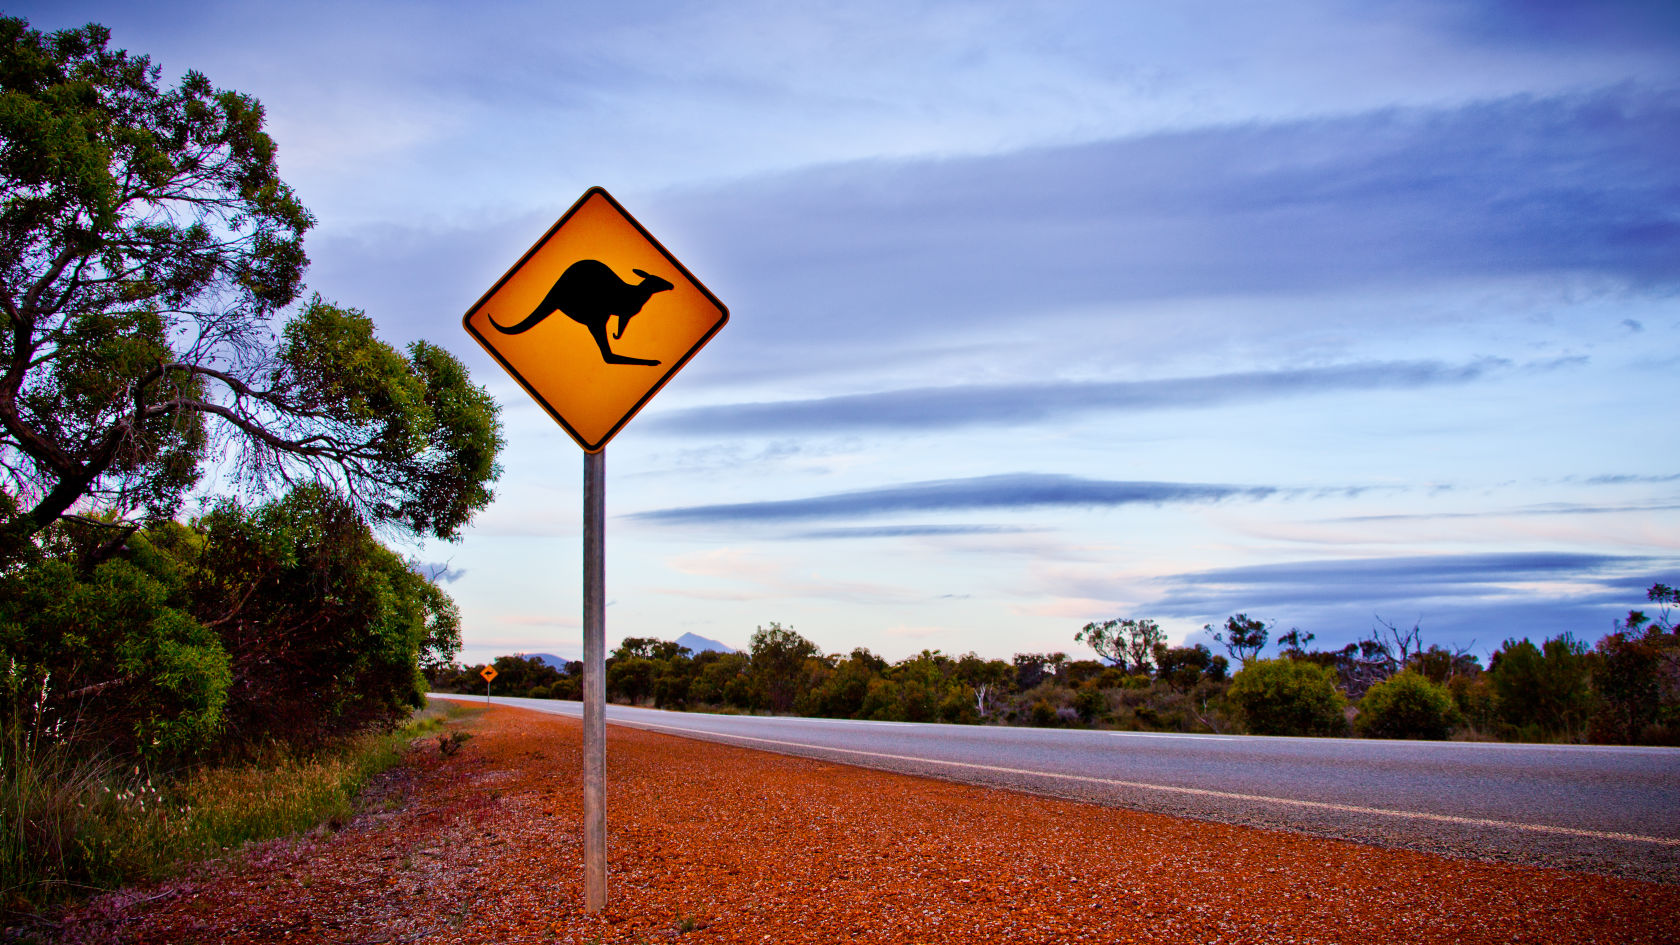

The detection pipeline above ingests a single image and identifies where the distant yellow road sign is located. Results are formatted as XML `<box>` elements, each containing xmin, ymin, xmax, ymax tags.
<box><xmin>480</xmin><ymin>666</ymin><xmax>498</xmax><ymax>683</ymax></box>
<box><xmin>463</xmin><ymin>187</ymin><xmax>729</xmax><ymax>452</ymax></box>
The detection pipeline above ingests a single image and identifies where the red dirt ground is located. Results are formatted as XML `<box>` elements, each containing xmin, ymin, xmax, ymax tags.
<box><xmin>53</xmin><ymin>703</ymin><xmax>1680</xmax><ymax>944</ymax></box>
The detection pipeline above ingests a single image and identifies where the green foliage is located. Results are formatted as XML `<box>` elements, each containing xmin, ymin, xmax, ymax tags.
<box><xmin>1</xmin><ymin>684</ymin><xmax>122</xmax><ymax>912</ymax></box>
<box><xmin>271</xmin><ymin>302</ymin><xmax>506</xmax><ymax>542</ymax></box>
<box><xmin>1</xmin><ymin>484</ymin><xmax>462</xmax><ymax>764</ymax></box>
<box><xmin>1</xmin><ymin>699</ymin><xmax>458</xmax><ymax>919</ymax></box>
<box><xmin>602</xmin><ymin>637</ymin><xmax>699</xmax><ymax>708</ymax></box>
<box><xmin>1153</xmin><ymin>643</ymin><xmax>1227</xmax><ymax>690</ymax></box>
<box><xmin>1227</xmin><ymin>658</ymin><xmax>1347</xmax><ymax>736</ymax></box>
<box><xmin>1489</xmin><ymin>634</ymin><xmax>1594</xmax><ymax>740</ymax></box>
<box><xmin>1448</xmin><ymin>673</ymin><xmax>1497</xmax><ymax>733</ymax></box>
<box><xmin>1012</xmin><ymin>652</ymin><xmax>1067</xmax><ymax>691</ymax></box>
<box><xmin>689</xmin><ymin>651</ymin><xmax>755</xmax><ymax>710</ymax></box>
<box><xmin>0</xmin><ymin>541</ymin><xmax>229</xmax><ymax>758</ymax></box>
<box><xmin>1590</xmin><ymin>600</ymin><xmax>1680</xmax><ymax>745</ymax></box>
<box><xmin>616</xmin><ymin>637</ymin><xmax>691</xmax><ymax>662</ymax></box>
<box><xmin>490</xmin><ymin>656</ymin><xmax>567</xmax><ymax>696</ymax></box>
<box><xmin>860</xmin><ymin>677</ymin><xmax>906</xmax><ymax>721</ymax></box>
<box><xmin>419</xmin><ymin>580</ymin><xmax>1680</xmax><ymax>748</ymax></box>
<box><xmin>182</xmin><ymin>486</ymin><xmax>459</xmax><ymax>748</ymax></box>
<box><xmin>1073</xmin><ymin>685</ymin><xmax>1107</xmax><ymax>722</ymax></box>
<box><xmin>1591</xmin><ymin>630</ymin><xmax>1661</xmax><ymax>743</ymax></box>
<box><xmin>887</xmin><ymin>650</ymin><xmax>954</xmax><ymax>723</ymax></box>
<box><xmin>939</xmin><ymin>684</ymin><xmax>980</xmax><ymax>724</ymax></box>
<box><xmin>803</xmin><ymin>649</ymin><xmax>883</xmax><ymax>718</ymax></box>
<box><xmin>1076</xmin><ymin>618</ymin><xmax>1164</xmax><ymax>674</ymax></box>
<box><xmin>0</xmin><ymin>17</ymin><xmax>501</xmax><ymax>557</ymax></box>
<box><xmin>749</xmin><ymin>622</ymin><xmax>819</xmax><ymax>713</ymax></box>
<box><xmin>1354</xmin><ymin>670</ymin><xmax>1459</xmax><ymax>740</ymax></box>
<box><xmin>428</xmin><ymin>655</ymin><xmax>573</xmax><ymax>697</ymax></box>
<box><xmin>607</xmin><ymin>656</ymin><xmax>657</xmax><ymax>705</ymax></box>
<box><xmin>1210</xmin><ymin>614</ymin><xmax>1271</xmax><ymax>666</ymax></box>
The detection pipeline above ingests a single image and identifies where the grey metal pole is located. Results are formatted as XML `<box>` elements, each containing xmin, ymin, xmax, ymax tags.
<box><xmin>582</xmin><ymin>448</ymin><xmax>607</xmax><ymax>912</ymax></box>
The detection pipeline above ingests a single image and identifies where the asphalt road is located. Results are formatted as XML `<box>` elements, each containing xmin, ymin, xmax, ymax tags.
<box><xmin>434</xmin><ymin>694</ymin><xmax>1680</xmax><ymax>883</ymax></box>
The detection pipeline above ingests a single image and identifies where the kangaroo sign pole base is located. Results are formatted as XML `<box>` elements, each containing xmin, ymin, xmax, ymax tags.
<box><xmin>583</xmin><ymin>448</ymin><xmax>607</xmax><ymax>912</ymax></box>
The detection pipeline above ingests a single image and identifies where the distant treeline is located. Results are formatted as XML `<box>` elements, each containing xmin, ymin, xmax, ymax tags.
<box><xmin>429</xmin><ymin>583</ymin><xmax>1680</xmax><ymax>745</ymax></box>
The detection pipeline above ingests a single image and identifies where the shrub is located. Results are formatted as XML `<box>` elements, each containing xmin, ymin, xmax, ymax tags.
<box><xmin>1448</xmin><ymin>674</ymin><xmax>1496</xmax><ymax>732</ymax></box>
<box><xmin>1029</xmin><ymin>698</ymin><xmax>1058</xmax><ymax>727</ymax></box>
<box><xmin>1227</xmin><ymin>658</ymin><xmax>1347</xmax><ymax>736</ymax></box>
<box><xmin>939</xmin><ymin>685</ymin><xmax>980</xmax><ymax>724</ymax></box>
<box><xmin>182</xmin><ymin>486</ymin><xmax>460</xmax><ymax>749</ymax></box>
<box><xmin>0</xmin><ymin>544</ymin><xmax>230</xmax><ymax>759</ymax></box>
<box><xmin>1590</xmin><ymin>629</ymin><xmax>1667</xmax><ymax>744</ymax></box>
<box><xmin>2</xmin><ymin>701</ymin><xmax>460</xmax><ymax>919</ymax></box>
<box><xmin>1354</xmin><ymin>670</ymin><xmax>1459</xmax><ymax>739</ymax></box>
<box><xmin>861</xmin><ymin>678</ymin><xmax>905</xmax><ymax>721</ymax></box>
<box><xmin>1489</xmin><ymin>635</ymin><xmax>1593</xmax><ymax>739</ymax></box>
<box><xmin>1073</xmin><ymin>685</ymin><xmax>1107</xmax><ymax>723</ymax></box>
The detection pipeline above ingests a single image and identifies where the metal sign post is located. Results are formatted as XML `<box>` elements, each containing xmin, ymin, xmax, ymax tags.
<box><xmin>582</xmin><ymin>448</ymin><xmax>607</xmax><ymax>911</ymax></box>
<box><xmin>463</xmin><ymin>186</ymin><xmax>727</xmax><ymax>914</ymax></box>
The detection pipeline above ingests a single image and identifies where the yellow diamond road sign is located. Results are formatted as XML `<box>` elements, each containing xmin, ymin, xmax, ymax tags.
<box><xmin>480</xmin><ymin>665</ymin><xmax>498</xmax><ymax>683</ymax></box>
<box><xmin>463</xmin><ymin>187</ymin><xmax>729</xmax><ymax>452</ymax></box>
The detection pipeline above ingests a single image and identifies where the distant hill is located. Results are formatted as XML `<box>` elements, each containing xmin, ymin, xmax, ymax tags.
<box><xmin>676</xmin><ymin>632</ymin><xmax>737</xmax><ymax>654</ymax></box>
<box><xmin>523</xmin><ymin>652</ymin><xmax>573</xmax><ymax>669</ymax></box>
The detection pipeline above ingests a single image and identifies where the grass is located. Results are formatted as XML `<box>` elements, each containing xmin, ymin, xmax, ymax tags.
<box><xmin>0</xmin><ymin>700</ymin><xmax>476</xmax><ymax>924</ymax></box>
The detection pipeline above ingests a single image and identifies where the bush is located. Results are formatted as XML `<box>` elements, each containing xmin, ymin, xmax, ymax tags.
<box><xmin>939</xmin><ymin>685</ymin><xmax>980</xmax><ymax>724</ymax></box>
<box><xmin>2</xmin><ymin>701</ymin><xmax>464</xmax><ymax>919</ymax></box>
<box><xmin>1073</xmin><ymin>685</ymin><xmax>1107</xmax><ymax>722</ymax></box>
<box><xmin>0</xmin><ymin>486</ymin><xmax>462</xmax><ymax>763</ymax></box>
<box><xmin>1590</xmin><ymin>629</ymin><xmax>1668</xmax><ymax>744</ymax></box>
<box><xmin>181</xmin><ymin>486</ymin><xmax>460</xmax><ymax>749</ymax></box>
<box><xmin>0</xmin><ymin>544</ymin><xmax>230</xmax><ymax>759</ymax></box>
<box><xmin>1448</xmin><ymin>674</ymin><xmax>1496</xmax><ymax>733</ymax></box>
<box><xmin>1354</xmin><ymin>670</ymin><xmax>1459</xmax><ymax>739</ymax></box>
<box><xmin>1227</xmin><ymin>658</ymin><xmax>1347</xmax><ymax>736</ymax></box>
<box><xmin>1489</xmin><ymin>635</ymin><xmax>1593</xmax><ymax>739</ymax></box>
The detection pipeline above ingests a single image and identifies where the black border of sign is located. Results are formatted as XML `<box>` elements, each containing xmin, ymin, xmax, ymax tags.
<box><xmin>461</xmin><ymin>186</ymin><xmax>730</xmax><ymax>453</ymax></box>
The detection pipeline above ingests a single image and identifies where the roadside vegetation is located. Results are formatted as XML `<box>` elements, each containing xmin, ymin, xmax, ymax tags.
<box><xmin>432</xmin><ymin>583</ymin><xmax>1680</xmax><ymax>747</ymax></box>
<box><xmin>2</xmin><ymin>700</ymin><xmax>471</xmax><ymax>922</ymax></box>
<box><xmin>0</xmin><ymin>16</ymin><xmax>501</xmax><ymax>926</ymax></box>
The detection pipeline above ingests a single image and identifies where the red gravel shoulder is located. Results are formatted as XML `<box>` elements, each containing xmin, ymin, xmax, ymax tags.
<box><xmin>55</xmin><ymin>703</ymin><xmax>1680</xmax><ymax>944</ymax></box>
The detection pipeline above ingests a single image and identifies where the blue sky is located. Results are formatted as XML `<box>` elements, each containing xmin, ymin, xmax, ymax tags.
<box><xmin>22</xmin><ymin>1</ymin><xmax>1679</xmax><ymax>664</ymax></box>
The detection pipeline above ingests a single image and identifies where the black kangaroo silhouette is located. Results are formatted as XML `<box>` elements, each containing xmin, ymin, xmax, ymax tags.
<box><xmin>490</xmin><ymin>259</ymin><xmax>671</xmax><ymax>366</ymax></box>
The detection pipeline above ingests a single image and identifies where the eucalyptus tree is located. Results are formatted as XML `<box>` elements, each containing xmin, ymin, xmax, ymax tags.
<box><xmin>1076</xmin><ymin>617</ymin><xmax>1166</xmax><ymax>675</ymax></box>
<box><xmin>0</xmin><ymin>17</ymin><xmax>500</xmax><ymax>560</ymax></box>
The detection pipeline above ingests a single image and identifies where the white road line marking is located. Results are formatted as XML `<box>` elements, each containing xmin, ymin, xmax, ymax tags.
<box><xmin>598</xmin><ymin>714</ymin><xmax>1680</xmax><ymax>848</ymax></box>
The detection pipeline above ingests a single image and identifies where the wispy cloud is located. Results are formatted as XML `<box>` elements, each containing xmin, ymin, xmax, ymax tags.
<box><xmin>641</xmin><ymin>86</ymin><xmax>1680</xmax><ymax>380</ymax></box>
<box><xmin>1145</xmin><ymin>552</ymin><xmax>1672</xmax><ymax>650</ymax></box>
<box><xmin>645</xmin><ymin>358</ymin><xmax>1508</xmax><ymax>435</ymax></box>
<box><xmin>793</xmin><ymin>524</ymin><xmax>1038</xmax><ymax>540</ymax></box>
<box><xmin>1328</xmin><ymin>502</ymin><xmax>1680</xmax><ymax>523</ymax></box>
<box><xmin>1166</xmin><ymin>552</ymin><xmax>1645</xmax><ymax>595</ymax></box>
<box><xmin>1581</xmin><ymin>473</ymin><xmax>1680</xmax><ymax>485</ymax></box>
<box><xmin>631</xmin><ymin>473</ymin><xmax>1276</xmax><ymax>525</ymax></box>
